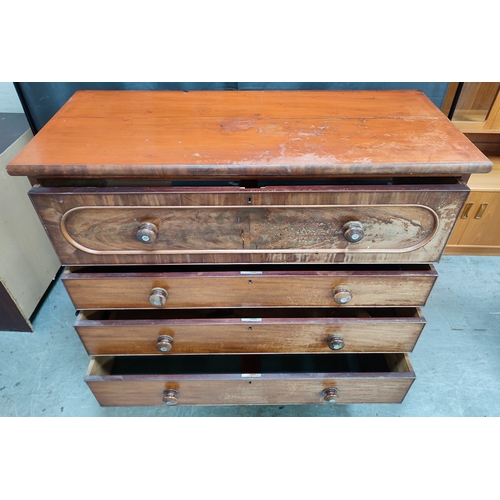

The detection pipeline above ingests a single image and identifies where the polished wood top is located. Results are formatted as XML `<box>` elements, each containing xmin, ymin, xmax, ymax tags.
<box><xmin>8</xmin><ymin>90</ymin><xmax>492</xmax><ymax>178</ymax></box>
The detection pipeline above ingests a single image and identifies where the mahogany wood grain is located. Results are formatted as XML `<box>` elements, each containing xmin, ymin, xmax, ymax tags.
<box><xmin>85</xmin><ymin>353</ymin><xmax>415</xmax><ymax>406</ymax></box>
<box><xmin>74</xmin><ymin>308</ymin><xmax>425</xmax><ymax>355</ymax></box>
<box><xmin>8</xmin><ymin>90</ymin><xmax>491</xmax><ymax>179</ymax></box>
<box><xmin>63</xmin><ymin>205</ymin><xmax>438</xmax><ymax>252</ymax></box>
<box><xmin>62</xmin><ymin>265</ymin><xmax>438</xmax><ymax>310</ymax></box>
<box><xmin>29</xmin><ymin>182</ymin><xmax>469</xmax><ymax>265</ymax></box>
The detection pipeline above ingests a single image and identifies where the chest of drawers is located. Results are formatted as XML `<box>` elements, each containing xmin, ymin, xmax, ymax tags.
<box><xmin>8</xmin><ymin>89</ymin><xmax>491</xmax><ymax>407</ymax></box>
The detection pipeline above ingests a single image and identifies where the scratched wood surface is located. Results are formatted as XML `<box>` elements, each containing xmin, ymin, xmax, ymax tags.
<box><xmin>74</xmin><ymin>307</ymin><xmax>425</xmax><ymax>355</ymax></box>
<box><xmin>63</xmin><ymin>205</ymin><xmax>436</xmax><ymax>251</ymax></box>
<box><xmin>62</xmin><ymin>265</ymin><xmax>438</xmax><ymax>310</ymax></box>
<box><xmin>29</xmin><ymin>183</ymin><xmax>468</xmax><ymax>265</ymax></box>
<box><xmin>85</xmin><ymin>353</ymin><xmax>415</xmax><ymax>406</ymax></box>
<box><xmin>8</xmin><ymin>90</ymin><xmax>491</xmax><ymax>179</ymax></box>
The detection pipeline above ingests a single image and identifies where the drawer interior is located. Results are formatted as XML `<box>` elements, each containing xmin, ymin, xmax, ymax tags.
<box><xmin>79</xmin><ymin>307</ymin><xmax>422</xmax><ymax>322</ymax></box>
<box><xmin>89</xmin><ymin>353</ymin><xmax>414</xmax><ymax>377</ymax></box>
<box><xmin>66</xmin><ymin>263</ymin><xmax>435</xmax><ymax>274</ymax></box>
<box><xmin>38</xmin><ymin>177</ymin><xmax>463</xmax><ymax>188</ymax></box>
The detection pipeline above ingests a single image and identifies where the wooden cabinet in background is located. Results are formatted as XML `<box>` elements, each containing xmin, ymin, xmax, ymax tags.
<box><xmin>446</xmin><ymin>156</ymin><xmax>500</xmax><ymax>255</ymax></box>
<box><xmin>0</xmin><ymin>114</ymin><xmax>60</xmax><ymax>332</ymax></box>
<box><xmin>442</xmin><ymin>82</ymin><xmax>500</xmax><ymax>133</ymax></box>
<box><xmin>443</xmin><ymin>83</ymin><xmax>500</xmax><ymax>255</ymax></box>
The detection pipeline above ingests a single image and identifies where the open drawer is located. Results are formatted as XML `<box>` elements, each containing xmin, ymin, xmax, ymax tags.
<box><xmin>85</xmin><ymin>353</ymin><xmax>416</xmax><ymax>406</ymax></box>
<box><xmin>62</xmin><ymin>264</ymin><xmax>438</xmax><ymax>310</ymax></box>
<box><xmin>75</xmin><ymin>307</ymin><xmax>426</xmax><ymax>355</ymax></box>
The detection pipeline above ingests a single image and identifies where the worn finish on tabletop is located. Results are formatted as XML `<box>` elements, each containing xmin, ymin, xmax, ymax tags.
<box><xmin>7</xmin><ymin>90</ymin><xmax>491</xmax><ymax>179</ymax></box>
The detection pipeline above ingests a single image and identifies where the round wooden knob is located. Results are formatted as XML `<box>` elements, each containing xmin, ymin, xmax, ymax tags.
<box><xmin>333</xmin><ymin>285</ymin><xmax>352</xmax><ymax>305</ymax></box>
<box><xmin>149</xmin><ymin>287</ymin><xmax>168</xmax><ymax>307</ymax></box>
<box><xmin>342</xmin><ymin>221</ymin><xmax>364</xmax><ymax>243</ymax></box>
<box><xmin>162</xmin><ymin>389</ymin><xmax>179</xmax><ymax>405</ymax></box>
<box><xmin>322</xmin><ymin>388</ymin><xmax>339</xmax><ymax>403</ymax></box>
<box><xmin>327</xmin><ymin>334</ymin><xmax>345</xmax><ymax>350</ymax></box>
<box><xmin>156</xmin><ymin>335</ymin><xmax>174</xmax><ymax>352</ymax></box>
<box><xmin>137</xmin><ymin>222</ymin><xmax>158</xmax><ymax>244</ymax></box>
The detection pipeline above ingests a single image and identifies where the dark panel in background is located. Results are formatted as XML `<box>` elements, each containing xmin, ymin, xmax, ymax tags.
<box><xmin>14</xmin><ymin>82</ymin><xmax>238</xmax><ymax>134</ymax></box>
<box><xmin>238</xmin><ymin>82</ymin><xmax>450</xmax><ymax>108</ymax></box>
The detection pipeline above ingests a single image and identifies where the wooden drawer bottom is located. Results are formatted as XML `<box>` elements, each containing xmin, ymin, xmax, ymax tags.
<box><xmin>86</xmin><ymin>353</ymin><xmax>415</xmax><ymax>406</ymax></box>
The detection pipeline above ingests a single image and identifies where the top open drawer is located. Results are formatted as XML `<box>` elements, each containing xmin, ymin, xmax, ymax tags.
<box><xmin>29</xmin><ymin>181</ymin><xmax>468</xmax><ymax>265</ymax></box>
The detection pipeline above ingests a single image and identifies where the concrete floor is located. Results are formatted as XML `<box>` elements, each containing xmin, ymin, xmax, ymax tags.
<box><xmin>1</xmin><ymin>255</ymin><xmax>499</xmax><ymax>417</ymax></box>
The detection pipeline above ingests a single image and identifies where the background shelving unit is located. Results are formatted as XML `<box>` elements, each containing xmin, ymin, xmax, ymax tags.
<box><xmin>444</xmin><ymin>83</ymin><xmax>500</xmax><ymax>255</ymax></box>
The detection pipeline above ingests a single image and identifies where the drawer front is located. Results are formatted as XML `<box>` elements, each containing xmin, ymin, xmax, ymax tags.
<box><xmin>75</xmin><ymin>308</ymin><xmax>425</xmax><ymax>355</ymax></box>
<box><xmin>62</xmin><ymin>265</ymin><xmax>438</xmax><ymax>310</ymax></box>
<box><xmin>85</xmin><ymin>354</ymin><xmax>415</xmax><ymax>406</ymax></box>
<box><xmin>29</xmin><ymin>183</ymin><xmax>469</xmax><ymax>265</ymax></box>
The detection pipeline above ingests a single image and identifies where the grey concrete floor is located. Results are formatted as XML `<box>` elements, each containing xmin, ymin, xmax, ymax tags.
<box><xmin>1</xmin><ymin>255</ymin><xmax>500</xmax><ymax>417</ymax></box>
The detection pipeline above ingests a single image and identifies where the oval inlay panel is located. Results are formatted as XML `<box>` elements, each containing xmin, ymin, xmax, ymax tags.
<box><xmin>61</xmin><ymin>204</ymin><xmax>438</xmax><ymax>255</ymax></box>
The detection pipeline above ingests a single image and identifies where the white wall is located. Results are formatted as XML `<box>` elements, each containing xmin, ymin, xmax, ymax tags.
<box><xmin>0</xmin><ymin>82</ymin><xmax>23</xmax><ymax>112</ymax></box>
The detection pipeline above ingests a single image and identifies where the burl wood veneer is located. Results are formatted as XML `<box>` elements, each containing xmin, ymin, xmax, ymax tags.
<box><xmin>29</xmin><ymin>182</ymin><xmax>468</xmax><ymax>265</ymax></box>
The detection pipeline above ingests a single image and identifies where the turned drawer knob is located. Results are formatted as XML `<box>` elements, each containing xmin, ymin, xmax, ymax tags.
<box><xmin>333</xmin><ymin>285</ymin><xmax>352</xmax><ymax>304</ymax></box>
<box><xmin>342</xmin><ymin>221</ymin><xmax>364</xmax><ymax>243</ymax></box>
<box><xmin>156</xmin><ymin>335</ymin><xmax>174</xmax><ymax>352</ymax></box>
<box><xmin>162</xmin><ymin>389</ymin><xmax>179</xmax><ymax>405</ymax></box>
<box><xmin>327</xmin><ymin>334</ymin><xmax>345</xmax><ymax>350</ymax></box>
<box><xmin>149</xmin><ymin>287</ymin><xmax>168</xmax><ymax>307</ymax></box>
<box><xmin>137</xmin><ymin>222</ymin><xmax>158</xmax><ymax>244</ymax></box>
<box><xmin>322</xmin><ymin>388</ymin><xmax>339</xmax><ymax>403</ymax></box>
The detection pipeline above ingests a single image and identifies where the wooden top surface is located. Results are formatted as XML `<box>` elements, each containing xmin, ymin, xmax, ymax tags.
<box><xmin>8</xmin><ymin>90</ymin><xmax>492</xmax><ymax>178</ymax></box>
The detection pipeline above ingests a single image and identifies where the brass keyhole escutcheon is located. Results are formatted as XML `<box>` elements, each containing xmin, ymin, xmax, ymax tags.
<box><xmin>322</xmin><ymin>388</ymin><xmax>339</xmax><ymax>403</ymax></box>
<box><xmin>333</xmin><ymin>285</ymin><xmax>352</xmax><ymax>305</ymax></box>
<box><xmin>342</xmin><ymin>221</ymin><xmax>364</xmax><ymax>243</ymax></box>
<box><xmin>156</xmin><ymin>335</ymin><xmax>174</xmax><ymax>352</ymax></box>
<box><xmin>162</xmin><ymin>389</ymin><xmax>179</xmax><ymax>405</ymax></box>
<box><xmin>149</xmin><ymin>287</ymin><xmax>168</xmax><ymax>307</ymax></box>
<box><xmin>137</xmin><ymin>221</ymin><xmax>158</xmax><ymax>244</ymax></box>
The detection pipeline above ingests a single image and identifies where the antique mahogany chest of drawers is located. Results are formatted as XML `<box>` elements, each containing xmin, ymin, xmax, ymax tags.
<box><xmin>8</xmin><ymin>90</ymin><xmax>491</xmax><ymax>407</ymax></box>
